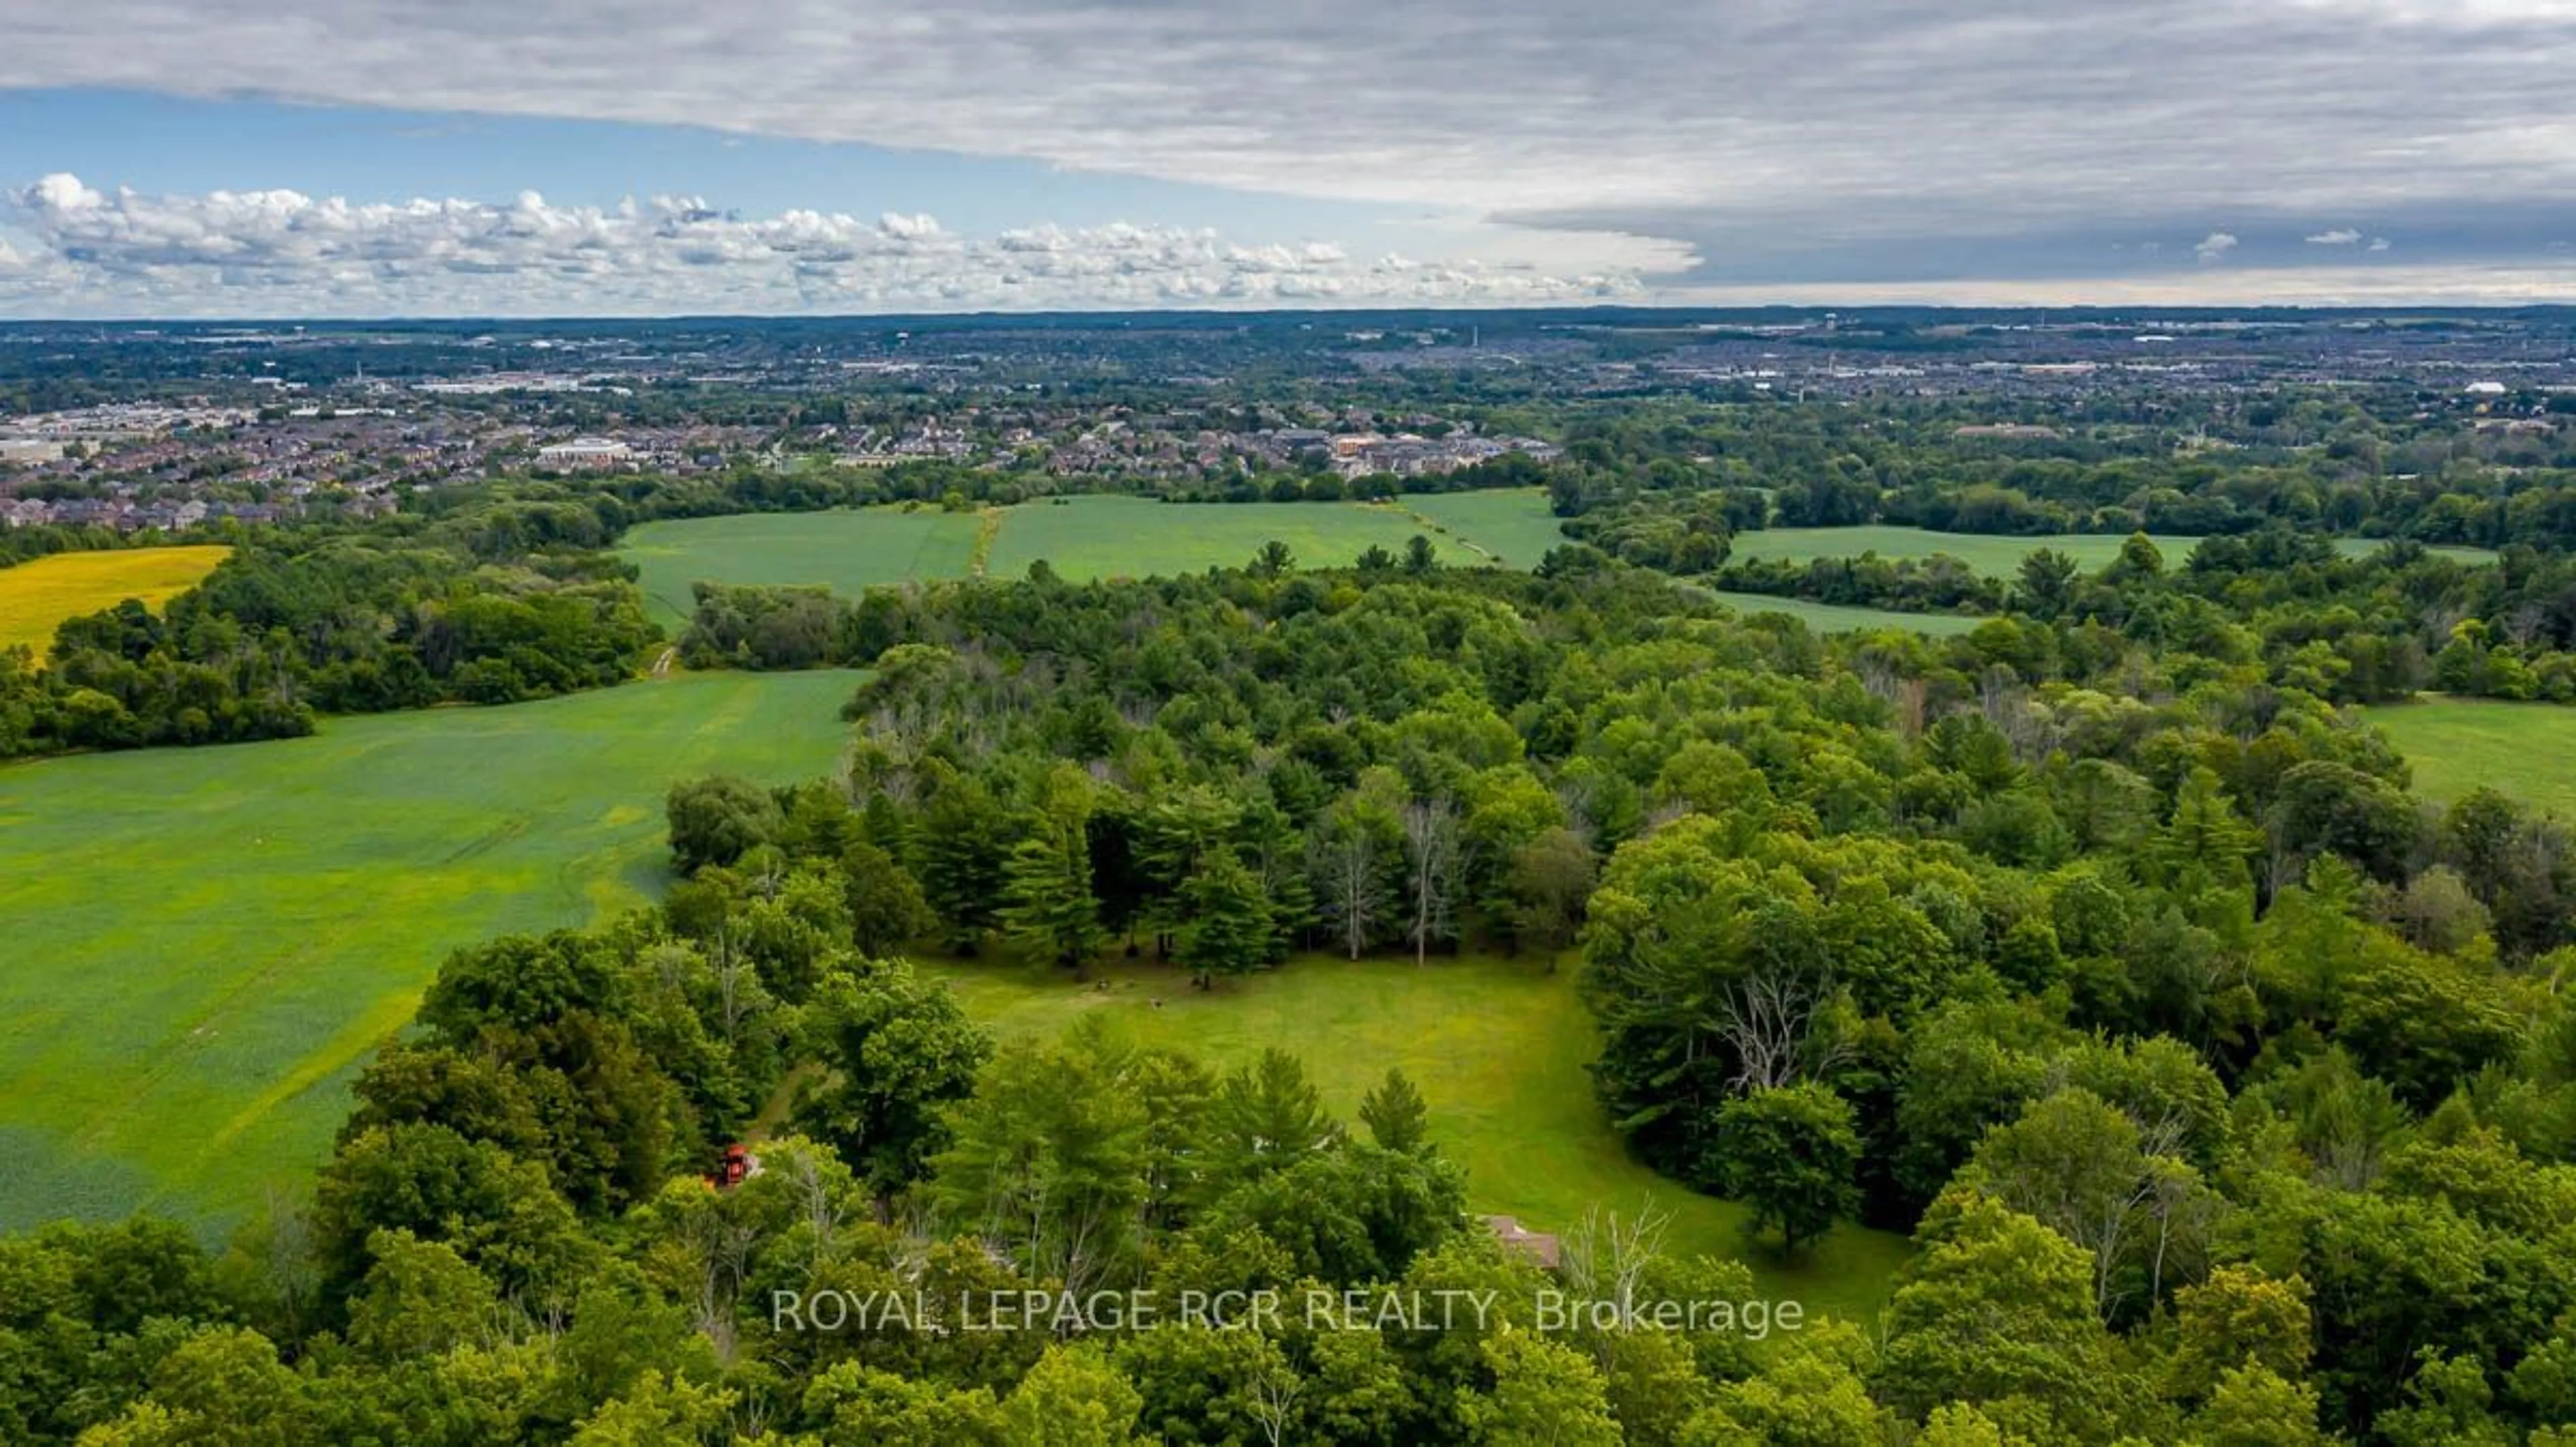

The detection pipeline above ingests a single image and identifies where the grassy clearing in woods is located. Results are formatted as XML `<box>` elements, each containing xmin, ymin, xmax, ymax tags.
<box><xmin>932</xmin><ymin>950</ymin><xmax>1912</xmax><ymax>1323</ymax></box>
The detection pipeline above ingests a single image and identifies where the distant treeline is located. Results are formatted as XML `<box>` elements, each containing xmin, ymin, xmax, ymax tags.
<box><xmin>0</xmin><ymin>522</ymin><xmax>222</xmax><ymax>569</ymax></box>
<box><xmin>1</xmin><ymin>495</ymin><xmax>658</xmax><ymax>759</ymax></box>
<box><xmin>1526</xmin><ymin>392</ymin><xmax>2576</xmax><ymax>549</ymax></box>
<box><xmin>14</xmin><ymin>384</ymin><xmax>2576</xmax><ymax>759</ymax></box>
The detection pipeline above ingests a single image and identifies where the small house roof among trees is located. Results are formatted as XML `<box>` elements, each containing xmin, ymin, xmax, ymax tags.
<box><xmin>1483</xmin><ymin>1214</ymin><xmax>1562</xmax><ymax>1271</ymax></box>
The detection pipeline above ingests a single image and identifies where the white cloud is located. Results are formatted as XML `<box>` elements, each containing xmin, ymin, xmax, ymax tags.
<box><xmin>2307</xmin><ymin>227</ymin><xmax>2364</xmax><ymax>244</ymax></box>
<box><xmin>4</xmin><ymin>2</ymin><xmax>2574</xmax><ymax>300</ymax></box>
<box><xmin>2194</xmin><ymin>231</ymin><xmax>2239</xmax><ymax>264</ymax></box>
<box><xmin>0</xmin><ymin>174</ymin><xmax>1646</xmax><ymax>316</ymax></box>
<box><xmin>2</xmin><ymin>0</ymin><xmax>2573</xmax><ymax>236</ymax></box>
<box><xmin>2369</xmin><ymin>235</ymin><xmax>2393</xmax><ymax>251</ymax></box>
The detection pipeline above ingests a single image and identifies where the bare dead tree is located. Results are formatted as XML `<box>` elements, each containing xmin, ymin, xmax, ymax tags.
<box><xmin>1642</xmin><ymin>798</ymin><xmax>1693</xmax><ymax>833</ymax></box>
<box><xmin>1401</xmin><ymin>798</ymin><xmax>1462</xmax><ymax>965</ymax></box>
<box><xmin>2141</xmin><ymin>1159</ymin><xmax>2215</xmax><ymax>1308</ymax></box>
<box><xmin>1314</xmin><ymin>823</ymin><xmax>1387</xmax><ymax>961</ymax></box>
<box><xmin>1986</xmin><ymin>1087</ymin><xmax>2213</xmax><ymax>1320</ymax></box>
<box><xmin>705</xmin><ymin>932</ymin><xmax>753</xmax><ymax>1045</ymax></box>
<box><xmin>2420</xmin><ymin>597</ymin><xmax>2473</xmax><ymax>645</ymax></box>
<box><xmin>2516</xmin><ymin>816</ymin><xmax>2572</xmax><ymax>899</ymax></box>
<box><xmin>679</xmin><ymin>1204</ymin><xmax>760</xmax><ymax>1365</ymax></box>
<box><xmin>2261</xmin><ymin>812</ymin><xmax>2304</xmax><ymax>900</ymax></box>
<box><xmin>1554</xmin><ymin>780</ymin><xmax>1599</xmax><ymax>849</ymax></box>
<box><xmin>1246</xmin><ymin>1364</ymin><xmax>1303</xmax><ymax>1447</ymax></box>
<box><xmin>1976</xmin><ymin>668</ymin><xmax>2024</xmax><ymax>723</ymax></box>
<box><xmin>1560</xmin><ymin>1201</ymin><xmax>1672</xmax><ymax>1328</ymax></box>
<box><xmin>782</xmin><ymin>1146</ymin><xmax>844</xmax><ymax>1279</ymax></box>
<box><xmin>1853</xmin><ymin>653</ymin><xmax>1907</xmax><ymax>712</ymax></box>
<box><xmin>1046</xmin><ymin>1200</ymin><xmax>1117</xmax><ymax>1306</ymax></box>
<box><xmin>1712</xmin><ymin>970</ymin><xmax>1845</xmax><ymax>1092</ymax></box>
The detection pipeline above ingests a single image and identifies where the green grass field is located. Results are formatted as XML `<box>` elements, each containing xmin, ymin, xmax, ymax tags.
<box><xmin>0</xmin><ymin>545</ymin><xmax>233</xmax><ymax>656</ymax></box>
<box><xmin>933</xmin><ymin>953</ymin><xmax>1911</xmax><ymax>1323</ymax></box>
<box><xmin>986</xmin><ymin>496</ymin><xmax>1456</xmax><ymax>580</ymax></box>
<box><xmin>621</xmin><ymin>509</ymin><xmax>981</xmax><ymax>628</ymax></box>
<box><xmin>1397</xmin><ymin>489</ymin><xmax>1570</xmax><ymax>568</ymax></box>
<box><xmin>619</xmin><ymin>506</ymin><xmax>2497</xmax><ymax>633</ymax></box>
<box><xmin>1728</xmin><ymin>526</ymin><xmax>2493</xmax><ymax>577</ymax></box>
<box><xmin>1729</xmin><ymin>526</ymin><xmax>2197</xmax><ymax>576</ymax></box>
<box><xmin>1708</xmin><ymin>591</ymin><xmax>1988</xmax><ymax>637</ymax></box>
<box><xmin>2367</xmin><ymin>696</ymin><xmax>2576</xmax><ymax>819</ymax></box>
<box><xmin>0</xmin><ymin>670</ymin><xmax>861</xmax><ymax>1235</ymax></box>
<box><xmin>622</xmin><ymin>498</ymin><xmax>1462</xmax><ymax>614</ymax></box>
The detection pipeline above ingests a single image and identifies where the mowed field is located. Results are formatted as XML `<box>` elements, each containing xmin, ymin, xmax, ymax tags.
<box><xmin>1709</xmin><ymin>592</ymin><xmax>1987</xmax><ymax>637</ymax></box>
<box><xmin>935</xmin><ymin>953</ymin><xmax>1911</xmax><ymax>1323</ymax></box>
<box><xmin>1398</xmin><ymin>488</ymin><xmax>1571</xmax><ymax>568</ymax></box>
<box><xmin>985</xmin><ymin>496</ymin><xmax>1460</xmax><ymax>580</ymax></box>
<box><xmin>623</xmin><ymin>510</ymin><xmax>980</xmax><ymax>629</ymax></box>
<box><xmin>0</xmin><ymin>670</ymin><xmax>860</xmax><ymax>1234</ymax></box>
<box><xmin>620</xmin><ymin>498</ymin><xmax>2498</xmax><ymax>643</ymax></box>
<box><xmin>622</xmin><ymin>496</ymin><xmax>1494</xmax><ymax>608</ymax></box>
<box><xmin>620</xmin><ymin>498</ymin><xmax>1996</xmax><ymax>637</ymax></box>
<box><xmin>1728</xmin><ymin>525</ymin><xmax>2494</xmax><ymax>576</ymax></box>
<box><xmin>2368</xmin><ymin>697</ymin><xmax>2576</xmax><ymax>819</ymax></box>
<box><xmin>0</xmin><ymin>545</ymin><xmax>232</xmax><ymax>655</ymax></box>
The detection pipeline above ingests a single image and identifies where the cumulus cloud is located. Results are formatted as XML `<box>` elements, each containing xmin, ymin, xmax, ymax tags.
<box><xmin>2194</xmin><ymin>231</ymin><xmax>2239</xmax><ymax>264</ymax></box>
<box><xmin>0</xmin><ymin>175</ymin><xmax>1644</xmax><ymax>316</ymax></box>
<box><xmin>2307</xmin><ymin>227</ymin><xmax>2364</xmax><ymax>244</ymax></box>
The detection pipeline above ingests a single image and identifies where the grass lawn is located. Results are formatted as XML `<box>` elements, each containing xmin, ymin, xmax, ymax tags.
<box><xmin>987</xmin><ymin>496</ymin><xmax>1458</xmax><ymax>580</ymax></box>
<box><xmin>1727</xmin><ymin>526</ymin><xmax>2492</xmax><ymax>578</ymax></box>
<box><xmin>1707</xmin><ymin>591</ymin><xmax>1988</xmax><ymax>637</ymax></box>
<box><xmin>0</xmin><ymin>669</ymin><xmax>861</xmax><ymax>1236</ymax></box>
<box><xmin>621</xmin><ymin>509</ymin><xmax>981</xmax><ymax>629</ymax></box>
<box><xmin>0</xmin><ymin>545</ymin><xmax>232</xmax><ymax>656</ymax></box>
<box><xmin>623</xmin><ymin>498</ymin><xmax>1464</xmax><ymax>611</ymax></box>
<box><xmin>2367</xmin><ymin>696</ymin><xmax>2576</xmax><ymax>818</ymax></box>
<box><xmin>617</xmin><ymin>508</ymin><xmax>2497</xmax><ymax>635</ymax></box>
<box><xmin>1397</xmin><ymin>488</ymin><xmax>1567</xmax><ymax>568</ymax></box>
<box><xmin>932</xmin><ymin>952</ymin><xmax>1912</xmax><ymax>1324</ymax></box>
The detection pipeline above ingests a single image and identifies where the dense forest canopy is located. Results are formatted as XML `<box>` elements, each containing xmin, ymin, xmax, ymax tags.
<box><xmin>8</xmin><ymin>552</ymin><xmax>2576</xmax><ymax>1443</ymax></box>
<box><xmin>9</xmin><ymin>372</ymin><xmax>2576</xmax><ymax>1442</ymax></box>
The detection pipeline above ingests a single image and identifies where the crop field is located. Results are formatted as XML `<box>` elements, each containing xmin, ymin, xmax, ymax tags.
<box><xmin>984</xmin><ymin>495</ymin><xmax>1458</xmax><ymax>580</ymax></box>
<box><xmin>0</xmin><ymin>669</ymin><xmax>860</xmax><ymax>1235</ymax></box>
<box><xmin>0</xmin><ymin>545</ymin><xmax>233</xmax><ymax>656</ymax></box>
<box><xmin>936</xmin><ymin>953</ymin><xmax>1911</xmax><ymax>1322</ymax></box>
<box><xmin>1728</xmin><ymin>525</ymin><xmax>2493</xmax><ymax>577</ymax></box>
<box><xmin>2367</xmin><ymin>696</ymin><xmax>2576</xmax><ymax>819</ymax></box>
<box><xmin>621</xmin><ymin>509</ymin><xmax>982</xmax><ymax>628</ymax></box>
<box><xmin>1398</xmin><ymin>488</ymin><xmax>1570</xmax><ymax>568</ymax></box>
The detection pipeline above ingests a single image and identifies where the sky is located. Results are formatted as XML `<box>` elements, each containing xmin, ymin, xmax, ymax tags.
<box><xmin>2</xmin><ymin>0</ymin><xmax>2575</xmax><ymax>317</ymax></box>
